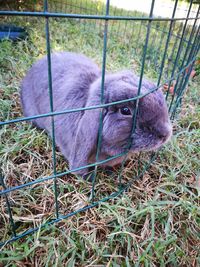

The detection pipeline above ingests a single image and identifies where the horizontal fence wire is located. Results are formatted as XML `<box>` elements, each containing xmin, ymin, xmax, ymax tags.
<box><xmin>0</xmin><ymin>0</ymin><xmax>200</xmax><ymax>246</ymax></box>
<box><xmin>0</xmin><ymin>10</ymin><xmax>200</xmax><ymax>21</ymax></box>
<box><xmin>0</xmin><ymin>57</ymin><xmax>198</xmax><ymax>127</ymax></box>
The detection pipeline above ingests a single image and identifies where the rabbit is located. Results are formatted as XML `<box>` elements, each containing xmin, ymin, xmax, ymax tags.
<box><xmin>20</xmin><ymin>52</ymin><xmax>172</xmax><ymax>179</ymax></box>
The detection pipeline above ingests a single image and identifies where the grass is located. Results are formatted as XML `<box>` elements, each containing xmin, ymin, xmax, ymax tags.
<box><xmin>0</xmin><ymin>0</ymin><xmax>200</xmax><ymax>266</ymax></box>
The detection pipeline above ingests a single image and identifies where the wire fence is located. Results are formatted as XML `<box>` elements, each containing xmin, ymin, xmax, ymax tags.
<box><xmin>0</xmin><ymin>0</ymin><xmax>199</xmax><ymax>246</ymax></box>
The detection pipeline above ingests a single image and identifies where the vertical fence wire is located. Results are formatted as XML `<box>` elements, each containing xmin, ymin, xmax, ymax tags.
<box><xmin>164</xmin><ymin>22</ymin><xmax>183</xmax><ymax>79</ymax></box>
<box><xmin>154</xmin><ymin>21</ymin><xmax>169</xmax><ymax>70</ymax></box>
<box><xmin>171</xmin><ymin>24</ymin><xmax>200</xmax><ymax>118</ymax></box>
<box><xmin>132</xmin><ymin>0</ymin><xmax>157</xmax><ymax>173</ymax></box>
<box><xmin>157</xmin><ymin>0</ymin><xmax>179</xmax><ymax>88</ymax></box>
<box><xmin>91</xmin><ymin>0</ymin><xmax>110</xmax><ymax>202</ymax></box>
<box><xmin>117</xmin><ymin>0</ymin><xmax>156</xmax><ymax>188</ymax></box>
<box><xmin>135</xmin><ymin>20</ymin><xmax>144</xmax><ymax>56</ymax></box>
<box><xmin>44</xmin><ymin>0</ymin><xmax>59</xmax><ymax>218</ymax></box>
<box><xmin>165</xmin><ymin>0</ymin><xmax>194</xmax><ymax>102</ymax></box>
<box><xmin>169</xmin><ymin>5</ymin><xmax>200</xmax><ymax>113</ymax></box>
<box><xmin>0</xmin><ymin>173</ymin><xmax>17</xmax><ymax>240</ymax></box>
<box><xmin>174</xmin><ymin>9</ymin><xmax>199</xmax><ymax>92</ymax></box>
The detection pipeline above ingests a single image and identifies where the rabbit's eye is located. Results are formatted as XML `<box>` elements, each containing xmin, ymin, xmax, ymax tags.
<box><xmin>120</xmin><ymin>107</ymin><xmax>131</xmax><ymax>116</ymax></box>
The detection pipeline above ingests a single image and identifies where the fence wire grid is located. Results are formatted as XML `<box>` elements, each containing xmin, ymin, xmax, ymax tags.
<box><xmin>0</xmin><ymin>0</ymin><xmax>199</xmax><ymax>246</ymax></box>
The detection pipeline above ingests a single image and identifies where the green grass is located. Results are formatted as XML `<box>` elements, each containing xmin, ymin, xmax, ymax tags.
<box><xmin>0</xmin><ymin>0</ymin><xmax>200</xmax><ymax>266</ymax></box>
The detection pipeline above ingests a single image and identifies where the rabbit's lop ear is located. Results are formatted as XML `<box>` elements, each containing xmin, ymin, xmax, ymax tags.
<box><xmin>69</xmin><ymin>80</ymin><xmax>102</xmax><ymax>178</ymax></box>
<box><xmin>69</xmin><ymin>109</ymin><xmax>100</xmax><ymax>178</ymax></box>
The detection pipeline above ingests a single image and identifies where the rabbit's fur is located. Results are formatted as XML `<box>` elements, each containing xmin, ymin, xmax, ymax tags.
<box><xmin>21</xmin><ymin>52</ymin><xmax>172</xmax><ymax>178</ymax></box>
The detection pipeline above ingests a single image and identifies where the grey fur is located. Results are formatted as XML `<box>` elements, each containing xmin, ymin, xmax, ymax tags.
<box><xmin>21</xmin><ymin>52</ymin><xmax>172</xmax><ymax>177</ymax></box>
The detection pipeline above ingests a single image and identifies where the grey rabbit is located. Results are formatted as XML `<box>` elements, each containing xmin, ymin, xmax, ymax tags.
<box><xmin>21</xmin><ymin>52</ymin><xmax>172</xmax><ymax>178</ymax></box>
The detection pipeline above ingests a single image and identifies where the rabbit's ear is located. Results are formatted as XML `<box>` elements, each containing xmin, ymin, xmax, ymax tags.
<box><xmin>69</xmin><ymin>108</ymin><xmax>101</xmax><ymax>178</ymax></box>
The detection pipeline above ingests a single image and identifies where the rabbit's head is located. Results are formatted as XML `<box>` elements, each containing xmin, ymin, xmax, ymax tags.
<box><xmin>70</xmin><ymin>71</ymin><xmax>172</xmax><ymax>176</ymax></box>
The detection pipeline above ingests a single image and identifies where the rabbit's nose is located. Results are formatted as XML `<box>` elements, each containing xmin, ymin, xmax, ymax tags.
<box><xmin>156</xmin><ymin>123</ymin><xmax>172</xmax><ymax>140</ymax></box>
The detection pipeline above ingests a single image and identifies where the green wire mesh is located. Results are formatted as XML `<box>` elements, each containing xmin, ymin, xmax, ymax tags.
<box><xmin>0</xmin><ymin>0</ymin><xmax>199</xmax><ymax>246</ymax></box>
